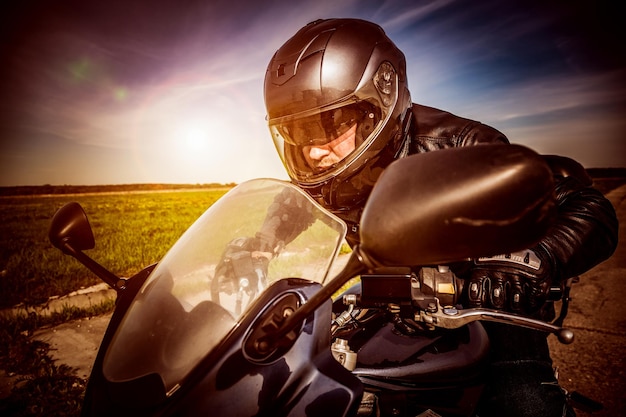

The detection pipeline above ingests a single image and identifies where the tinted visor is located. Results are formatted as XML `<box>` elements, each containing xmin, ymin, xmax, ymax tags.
<box><xmin>275</xmin><ymin>102</ymin><xmax>379</xmax><ymax>147</ymax></box>
<box><xmin>269</xmin><ymin>98</ymin><xmax>385</xmax><ymax>183</ymax></box>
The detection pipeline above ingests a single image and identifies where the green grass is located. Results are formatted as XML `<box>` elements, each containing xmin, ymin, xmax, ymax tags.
<box><xmin>0</xmin><ymin>188</ymin><xmax>230</xmax><ymax>415</ymax></box>
<box><xmin>0</xmin><ymin>301</ymin><xmax>116</xmax><ymax>416</ymax></box>
<box><xmin>0</xmin><ymin>188</ymin><xmax>229</xmax><ymax>309</ymax></box>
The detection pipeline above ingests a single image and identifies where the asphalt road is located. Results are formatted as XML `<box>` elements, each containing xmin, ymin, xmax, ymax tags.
<box><xmin>548</xmin><ymin>184</ymin><xmax>626</xmax><ymax>417</ymax></box>
<box><xmin>28</xmin><ymin>184</ymin><xmax>626</xmax><ymax>416</ymax></box>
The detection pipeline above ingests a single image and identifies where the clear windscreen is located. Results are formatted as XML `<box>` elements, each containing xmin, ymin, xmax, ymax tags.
<box><xmin>102</xmin><ymin>179</ymin><xmax>347</xmax><ymax>395</ymax></box>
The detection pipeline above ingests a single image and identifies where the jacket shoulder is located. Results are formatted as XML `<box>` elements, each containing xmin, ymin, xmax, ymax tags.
<box><xmin>411</xmin><ymin>104</ymin><xmax>508</xmax><ymax>150</ymax></box>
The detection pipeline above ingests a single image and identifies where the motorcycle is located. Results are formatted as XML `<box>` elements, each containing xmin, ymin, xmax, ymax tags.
<box><xmin>49</xmin><ymin>144</ymin><xmax>580</xmax><ymax>417</ymax></box>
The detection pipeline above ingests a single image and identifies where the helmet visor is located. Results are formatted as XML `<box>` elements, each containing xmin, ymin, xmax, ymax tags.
<box><xmin>274</xmin><ymin>102</ymin><xmax>373</xmax><ymax>147</ymax></box>
<box><xmin>270</xmin><ymin>100</ymin><xmax>383</xmax><ymax>180</ymax></box>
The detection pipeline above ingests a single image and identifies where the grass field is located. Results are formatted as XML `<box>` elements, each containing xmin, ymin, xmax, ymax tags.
<box><xmin>2</xmin><ymin>174</ymin><xmax>624</xmax><ymax>310</ymax></box>
<box><xmin>0</xmin><ymin>188</ymin><xmax>230</xmax><ymax>309</ymax></box>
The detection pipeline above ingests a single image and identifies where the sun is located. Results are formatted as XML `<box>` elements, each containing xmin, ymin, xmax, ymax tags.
<box><xmin>183</xmin><ymin>126</ymin><xmax>209</xmax><ymax>152</ymax></box>
<box><xmin>165</xmin><ymin>117</ymin><xmax>241</xmax><ymax>182</ymax></box>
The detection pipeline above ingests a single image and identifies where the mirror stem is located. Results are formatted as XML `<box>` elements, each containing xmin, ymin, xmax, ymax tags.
<box><xmin>61</xmin><ymin>242</ymin><xmax>126</xmax><ymax>292</ymax></box>
<box><xmin>269</xmin><ymin>249</ymin><xmax>367</xmax><ymax>345</ymax></box>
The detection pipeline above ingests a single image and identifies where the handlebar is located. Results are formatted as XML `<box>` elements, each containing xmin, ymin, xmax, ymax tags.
<box><xmin>351</xmin><ymin>268</ymin><xmax>576</xmax><ymax>344</ymax></box>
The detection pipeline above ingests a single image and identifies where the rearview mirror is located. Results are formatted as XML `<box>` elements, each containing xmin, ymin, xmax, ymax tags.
<box><xmin>49</xmin><ymin>202</ymin><xmax>125</xmax><ymax>291</ymax></box>
<box><xmin>49</xmin><ymin>202</ymin><xmax>95</xmax><ymax>254</ymax></box>
<box><xmin>359</xmin><ymin>144</ymin><xmax>556</xmax><ymax>266</ymax></box>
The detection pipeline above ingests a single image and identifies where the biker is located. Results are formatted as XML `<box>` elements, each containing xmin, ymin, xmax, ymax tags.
<box><xmin>256</xmin><ymin>18</ymin><xmax>618</xmax><ymax>416</ymax></box>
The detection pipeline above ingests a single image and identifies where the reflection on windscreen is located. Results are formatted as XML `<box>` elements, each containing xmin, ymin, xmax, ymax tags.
<box><xmin>102</xmin><ymin>179</ymin><xmax>346</xmax><ymax>395</ymax></box>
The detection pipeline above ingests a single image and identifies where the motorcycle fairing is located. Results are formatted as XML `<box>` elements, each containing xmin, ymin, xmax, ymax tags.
<box><xmin>174</xmin><ymin>279</ymin><xmax>363</xmax><ymax>417</ymax></box>
<box><xmin>84</xmin><ymin>279</ymin><xmax>362</xmax><ymax>417</ymax></box>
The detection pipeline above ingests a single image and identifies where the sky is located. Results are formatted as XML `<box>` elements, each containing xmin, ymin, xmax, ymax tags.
<box><xmin>1</xmin><ymin>0</ymin><xmax>625</xmax><ymax>186</ymax></box>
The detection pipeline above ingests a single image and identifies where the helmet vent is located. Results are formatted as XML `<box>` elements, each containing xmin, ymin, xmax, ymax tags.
<box><xmin>373</xmin><ymin>62</ymin><xmax>396</xmax><ymax>107</ymax></box>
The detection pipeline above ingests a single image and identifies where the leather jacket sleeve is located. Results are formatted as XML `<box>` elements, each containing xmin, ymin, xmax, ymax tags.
<box><xmin>534</xmin><ymin>168</ymin><xmax>618</xmax><ymax>281</ymax></box>
<box><xmin>256</xmin><ymin>187</ymin><xmax>316</xmax><ymax>254</ymax></box>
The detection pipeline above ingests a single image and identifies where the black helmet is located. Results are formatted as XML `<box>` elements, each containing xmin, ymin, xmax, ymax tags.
<box><xmin>264</xmin><ymin>18</ymin><xmax>412</xmax><ymax>210</ymax></box>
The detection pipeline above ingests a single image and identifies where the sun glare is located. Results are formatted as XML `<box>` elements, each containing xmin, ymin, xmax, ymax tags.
<box><xmin>184</xmin><ymin>126</ymin><xmax>209</xmax><ymax>152</ymax></box>
<box><xmin>166</xmin><ymin>119</ymin><xmax>236</xmax><ymax>182</ymax></box>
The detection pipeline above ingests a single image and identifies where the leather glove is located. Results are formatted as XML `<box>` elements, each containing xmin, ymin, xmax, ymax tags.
<box><xmin>468</xmin><ymin>248</ymin><xmax>554</xmax><ymax>313</ymax></box>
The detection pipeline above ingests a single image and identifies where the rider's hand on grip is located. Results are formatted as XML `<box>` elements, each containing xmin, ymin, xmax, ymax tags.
<box><xmin>215</xmin><ymin>237</ymin><xmax>272</xmax><ymax>291</ymax></box>
<box><xmin>468</xmin><ymin>249</ymin><xmax>553</xmax><ymax>313</ymax></box>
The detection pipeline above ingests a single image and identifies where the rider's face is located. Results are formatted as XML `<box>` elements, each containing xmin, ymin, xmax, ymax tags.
<box><xmin>301</xmin><ymin>123</ymin><xmax>357</xmax><ymax>171</ymax></box>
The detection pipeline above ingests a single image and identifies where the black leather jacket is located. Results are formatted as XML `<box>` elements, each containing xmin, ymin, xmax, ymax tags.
<box><xmin>408</xmin><ymin>103</ymin><xmax>618</xmax><ymax>281</ymax></box>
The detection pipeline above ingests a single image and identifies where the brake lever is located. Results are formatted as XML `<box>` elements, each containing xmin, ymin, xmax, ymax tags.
<box><xmin>416</xmin><ymin>301</ymin><xmax>574</xmax><ymax>344</ymax></box>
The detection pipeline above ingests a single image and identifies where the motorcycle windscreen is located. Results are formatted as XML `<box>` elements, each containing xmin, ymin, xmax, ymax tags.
<box><xmin>102</xmin><ymin>179</ymin><xmax>346</xmax><ymax>396</ymax></box>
